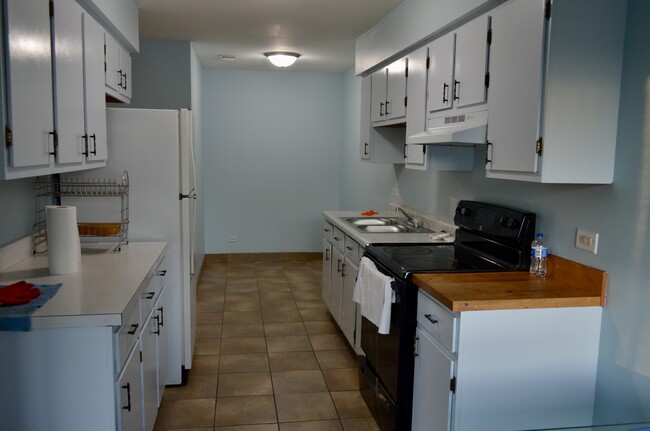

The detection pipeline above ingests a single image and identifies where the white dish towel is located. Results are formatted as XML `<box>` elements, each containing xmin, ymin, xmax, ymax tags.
<box><xmin>353</xmin><ymin>257</ymin><xmax>396</xmax><ymax>334</ymax></box>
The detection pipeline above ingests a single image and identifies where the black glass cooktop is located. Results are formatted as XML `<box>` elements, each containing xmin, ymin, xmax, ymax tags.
<box><xmin>364</xmin><ymin>244</ymin><xmax>512</xmax><ymax>279</ymax></box>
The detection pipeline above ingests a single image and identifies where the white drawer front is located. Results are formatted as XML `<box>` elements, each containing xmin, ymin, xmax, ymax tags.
<box><xmin>323</xmin><ymin>220</ymin><xmax>333</xmax><ymax>243</ymax></box>
<box><xmin>344</xmin><ymin>238</ymin><xmax>360</xmax><ymax>262</ymax></box>
<box><xmin>417</xmin><ymin>290</ymin><xmax>457</xmax><ymax>353</ymax></box>
<box><xmin>116</xmin><ymin>299</ymin><xmax>141</xmax><ymax>372</ymax></box>
<box><xmin>331</xmin><ymin>226</ymin><xmax>345</xmax><ymax>253</ymax></box>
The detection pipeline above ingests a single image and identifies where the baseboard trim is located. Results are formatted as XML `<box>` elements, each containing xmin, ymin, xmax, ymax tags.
<box><xmin>205</xmin><ymin>252</ymin><xmax>321</xmax><ymax>263</ymax></box>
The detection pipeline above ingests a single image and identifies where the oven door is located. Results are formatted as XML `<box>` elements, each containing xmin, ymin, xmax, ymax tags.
<box><xmin>359</xmin><ymin>257</ymin><xmax>417</xmax><ymax>431</ymax></box>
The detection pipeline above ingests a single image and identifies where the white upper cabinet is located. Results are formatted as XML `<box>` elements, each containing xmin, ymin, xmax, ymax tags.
<box><xmin>105</xmin><ymin>32</ymin><xmax>132</xmax><ymax>103</ymax></box>
<box><xmin>2</xmin><ymin>0</ymin><xmax>55</xmax><ymax>177</ymax></box>
<box><xmin>485</xmin><ymin>0</ymin><xmax>626</xmax><ymax>183</ymax></box>
<box><xmin>426</xmin><ymin>15</ymin><xmax>490</xmax><ymax>115</ymax></box>
<box><xmin>359</xmin><ymin>76</ymin><xmax>372</xmax><ymax>161</ymax></box>
<box><xmin>52</xmin><ymin>0</ymin><xmax>106</xmax><ymax>167</ymax></box>
<box><xmin>405</xmin><ymin>45</ymin><xmax>428</xmax><ymax>170</ymax></box>
<box><xmin>371</xmin><ymin>57</ymin><xmax>408</xmax><ymax>125</ymax></box>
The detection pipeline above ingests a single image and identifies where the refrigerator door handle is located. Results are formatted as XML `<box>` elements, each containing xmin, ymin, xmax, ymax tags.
<box><xmin>179</xmin><ymin>192</ymin><xmax>197</xmax><ymax>200</ymax></box>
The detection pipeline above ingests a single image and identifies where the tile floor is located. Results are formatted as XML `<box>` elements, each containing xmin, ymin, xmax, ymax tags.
<box><xmin>153</xmin><ymin>256</ymin><xmax>381</xmax><ymax>431</ymax></box>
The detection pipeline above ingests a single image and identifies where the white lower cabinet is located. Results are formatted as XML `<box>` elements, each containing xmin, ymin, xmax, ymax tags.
<box><xmin>412</xmin><ymin>327</ymin><xmax>454</xmax><ymax>431</ymax></box>
<box><xmin>322</xmin><ymin>218</ymin><xmax>363</xmax><ymax>350</ymax></box>
<box><xmin>117</xmin><ymin>342</ymin><xmax>144</xmax><ymax>431</ymax></box>
<box><xmin>412</xmin><ymin>290</ymin><xmax>602</xmax><ymax>431</ymax></box>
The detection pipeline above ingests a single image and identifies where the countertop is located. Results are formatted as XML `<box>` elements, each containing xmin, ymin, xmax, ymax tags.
<box><xmin>413</xmin><ymin>254</ymin><xmax>607</xmax><ymax>312</ymax></box>
<box><xmin>0</xmin><ymin>242</ymin><xmax>167</xmax><ymax>329</ymax></box>
<box><xmin>323</xmin><ymin>210</ymin><xmax>455</xmax><ymax>246</ymax></box>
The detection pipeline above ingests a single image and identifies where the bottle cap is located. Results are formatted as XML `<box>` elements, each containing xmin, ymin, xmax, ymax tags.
<box><xmin>536</xmin><ymin>233</ymin><xmax>543</xmax><ymax>238</ymax></box>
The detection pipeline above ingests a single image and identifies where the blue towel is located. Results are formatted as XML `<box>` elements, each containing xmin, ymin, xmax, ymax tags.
<box><xmin>0</xmin><ymin>283</ymin><xmax>62</xmax><ymax>331</ymax></box>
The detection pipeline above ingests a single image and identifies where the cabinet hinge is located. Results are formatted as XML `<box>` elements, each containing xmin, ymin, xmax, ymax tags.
<box><xmin>405</xmin><ymin>66</ymin><xmax>408</xmax><ymax>78</ymax></box>
<box><xmin>139</xmin><ymin>350</ymin><xmax>143</xmax><ymax>363</ymax></box>
<box><xmin>49</xmin><ymin>0</ymin><xmax>54</xmax><ymax>17</ymax></box>
<box><xmin>536</xmin><ymin>138</ymin><xmax>543</xmax><ymax>155</ymax></box>
<box><xmin>487</xmin><ymin>29</ymin><xmax>492</xmax><ymax>45</ymax></box>
<box><xmin>450</xmin><ymin>377</ymin><xmax>457</xmax><ymax>393</ymax></box>
<box><xmin>544</xmin><ymin>0</ymin><xmax>552</xmax><ymax>19</ymax></box>
<box><xmin>5</xmin><ymin>128</ymin><xmax>12</xmax><ymax>147</ymax></box>
<box><xmin>426</xmin><ymin>57</ymin><xmax>430</xmax><ymax>70</ymax></box>
<box><xmin>422</xmin><ymin>146</ymin><xmax>426</xmax><ymax>155</ymax></box>
<box><xmin>404</xmin><ymin>96</ymin><xmax>408</xmax><ymax>107</ymax></box>
<box><xmin>484</xmin><ymin>72</ymin><xmax>490</xmax><ymax>88</ymax></box>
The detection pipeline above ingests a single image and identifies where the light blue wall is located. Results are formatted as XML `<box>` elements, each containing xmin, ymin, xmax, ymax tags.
<box><xmin>0</xmin><ymin>178</ymin><xmax>35</xmax><ymax>247</ymax></box>
<box><xmin>202</xmin><ymin>69</ymin><xmax>343</xmax><ymax>253</ymax></box>
<box><xmin>342</xmin><ymin>0</ymin><xmax>650</xmax><ymax>423</ymax></box>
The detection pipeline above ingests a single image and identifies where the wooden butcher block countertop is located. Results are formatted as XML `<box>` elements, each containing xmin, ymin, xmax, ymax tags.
<box><xmin>412</xmin><ymin>255</ymin><xmax>607</xmax><ymax>312</ymax></box>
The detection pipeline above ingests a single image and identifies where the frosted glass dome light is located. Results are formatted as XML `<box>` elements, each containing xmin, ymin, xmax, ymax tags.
<box><xmin>264</xmin><ymin>52</ymin><xmax>301</xmax><ymax>68</ymax></box>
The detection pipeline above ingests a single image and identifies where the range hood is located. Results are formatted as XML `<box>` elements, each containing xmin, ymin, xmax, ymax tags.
<box><xmin>407</xmin><ymin>110</ymin><xmax>488</xmax><ymax>146</ymax></box>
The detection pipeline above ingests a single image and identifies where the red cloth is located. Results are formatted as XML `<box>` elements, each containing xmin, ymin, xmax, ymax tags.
<box><xmin>0</xmin><ymin>281</ymin><xmax>41</xmax><ymax>305</ymax></box>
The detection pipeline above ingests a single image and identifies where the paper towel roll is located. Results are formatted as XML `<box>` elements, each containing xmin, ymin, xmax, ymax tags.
<box><xmin>46</xmin><ymin>205</ymin><xmax>81</xmax><ymax>275</ymax></box>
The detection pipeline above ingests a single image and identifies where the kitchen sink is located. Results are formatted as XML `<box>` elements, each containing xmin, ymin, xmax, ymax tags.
<box><xmin>344</xmin><ymin>217</ymin><xmax>433</xmax><ymax>233</ymax></box>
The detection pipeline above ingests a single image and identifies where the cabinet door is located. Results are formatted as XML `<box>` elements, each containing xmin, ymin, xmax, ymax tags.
<box><xmin>454</xmin><ymin>15</ymin><xmax>490</xmax><ymax>108</ymax></box>
<box><xmin>155</xmin><ymin>289</ymin><xmax>168</xmax><ymax>405</ymax></box>
<box><xmin>120</xmin><ymin>48</ymin><xmax>132</xmax><ymax>99</ymax></box>
<box><xmin>370</xmin><ymin>69</ymin><xmax>387</xmax><ymax>123</ymax></box>
<box><xmin>117</xmin><ymin>344</ymin><xmax>143</xmax><ymax>431</ymax></box>
<box><xmin>359</xmin><ymin>76</ymin><xmax>372</xmax><ymax>160</ymax></box>
<box><xmin>83</xmin><ymin>12</ymin><xmax>108</xmax><ymax>162</ymax></box>
<box><xmin>142</xmin><ymin>310</ymin><xmax>158</xmax><ymax>431</ymax></box>
<box><xmin>405</xmin><ymin>144</ymin><xmax>427</xmax><ymax>170</ymax></box>
<box><xmin>104</xmin><ymin>33</ymin><xmax>121</xmax><ymax>92</ymax></box>
<box><xmin>52</xmin><ymin>0</ymin><xmax>85</xmax><ymax>165</ymax></box>
<box><xmin>341</xmin><ymin>259</ymin><xmax>358</xmax><ymax>347</ymax></box>
<box><xmin>4</xmin><ymin>0</ymin><xmax>54</xmax><ymax>169</ymax></box>
<box><xmin>412</xmin><ymin>328</ymin><xmax>455</xmax><ymax>431</ymax></box>
<box><xmin>405</xmin><ymin>45</ymin><xmax>429</xmax><ymax>170</ymax></box>
<box><xmin>427</xmin><ymin>32</ymin><xmax>455</xmax><ymax>113</ymax></box>
<box><xmin>322</xmin><ymin>239</ymin><xmax>333</xmax><ymax>306</ymax></box>
<box><xmin>328</xmin><ymin>248</ymin><xmax>344</xmax><ymax>325</ymax></box>
<box><xmin>386</xmin><ymin>58</ymin><xmax>407</xmax><ymax>120</ymax></box>
<box><xmin>486</xmin><ymin>0</ymin><xmax>546</xmax><ymax>174</ymax></box>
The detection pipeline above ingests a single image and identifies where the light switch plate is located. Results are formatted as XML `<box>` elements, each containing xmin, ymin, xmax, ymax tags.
<box><xmin>576</xmin><ymin>228</ymin><xmax>598</xmax><ymax>254</ymax></box>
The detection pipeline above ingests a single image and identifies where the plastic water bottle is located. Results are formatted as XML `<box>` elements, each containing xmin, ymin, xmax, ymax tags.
<box><xmin>530</xmin><ymin>233</ymin><xmax>548</xmax><ymax>277</ymax></box>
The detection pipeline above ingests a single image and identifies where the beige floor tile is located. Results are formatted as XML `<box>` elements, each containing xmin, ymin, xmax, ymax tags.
<box><xmin>340</xmin><ymin>417</ymin><xmax>380</xmax><ymax>431</ymax></box>
<box><xmin>215</xmin><ymin>425</ymin><xmax>279</xmax><ymax>431</ymax></box>
<box><xmin>268</xmin><ymin>351</ymin><xmax>320</xmax><ymax>372</ymax></box>
<box><xmin>220</xmin><ymin>336</ymin><xmax>267</xmax><ymax>354</ymax></box>
<box><xmin>299</xmin><ymin>308</ymin><xmax>333</xmax><ymax>322</ymax></box>
<box><xmin>225</xmin><ymin>300</ymin><xmax>262</xmax><ymax>312</ymax></box>
<box><xmin>263</xmin><ymin>322</ymin><xmax>306</xmax><ymax>337</ymax></box>
<box><xmin>191</xmin><ymin>354</ymin><xmax>220</xmax><ymax>375</ymax></box>
<box><xmin>257</xmin><ymin>282</ymin><xmax>291</xmax><ymax>292</ymax></box>
<box><xmin>259</xmin><ymin>291</ymin><xmax>294</xmax><ymax>301</ymax></box>
<box><xmin>256</xmin><ymin>268</ymin><xmax>286</xmax><ymax>277</ymax></box>
<box><xmin>289</xmin><ymin>282</ymin><xmax>321</xmax><ymax>291</ymax></box>
<box><xmin>262</xmin><ymin>308</ymin><xmax>302</xmax><ymax>323</ymax></box>
<box><xmin>214</xmin><ymin>395</ymin><xmax>277</xmax><ymax>426</ymax></box>
<box><xmin>194</xmin><ymin>336</ymin><xmax>221</xmax><ymax>355</ymax></box>
<box><xmin>309</xmin><ymin>334</ymin><xmax>349</xmax><ymax>351</ymax></box>
<box><xmin>260</xmin><ymin>299</ymin><xmax>299</xmax><ymax>311</ymax></box>
<box><xmin>226</xmin><ymin>283</ymin><xmax>259</xmax><ymax>293</ymax></box>
<box><xmin>279</xmin><ymin>420</ymin><xmax>342</xmax><ymax>431</ymax></box>
<box><xmin>291</xmin><ymin>290</ymin><xmax>323</xmax><ymax>301</ymax></box>
<box><xmin>322</xmin><ymin>368</ymin><xmax>360</xmax><ymax>391</ymax></box>
<box><xmin>154</xmin><ymin>398</ymin><xmax>215</xmax><ymax>429</ymax></box>
<box><xmin>295</xmin><ymin>299</ymin><xmax>327</xmax><ymax>310</ymax></box>
<box><xmin>217</xmin><ymin>372</ymin><xmax>273</xmax><ymax>397</ymax></box>
<box><xmin>222</xmin><ymin>323</ymin><xmax>265</xmax><ymax>338</ymax></box>
<box><xmin>275</xmin><ymin>392</ymin><xmax>338</xmax><ymax>422</ymax></box>
<box><xmin>197</xmin><ymin>300</ymin><xmax>225</xmax><ymax>313</ymax></box>
<box><xmin>219</xmin><ymin>353</ymin><xmax>270</xmax><ymax>373</ymax></box>
<box><xmin>330</xmin><ymin>391</ymin><xmax>372</xmax><ymax>419</ymax></box>
<box><xmin>162</xmin><ymin>374</ymin><xmax>218</xmax><ymax>400</ymax></box>
<box><xmin>304</xmin><ymin>320</ymin><xmax>338</xmax><ymax>336</ymax></box>
<box><xmin>197</xmin><ymin>311</ymin><xmax>222</xmax><ymax>325</ymax></box>
<box><xmin>196</xmin><ymin>324</ymin><xmax>223</xmax><ymax>338</ymax></box>
<box><xmin>272</xmin><ymin>370</ymin><xmax>328</xmax><ymax>394</ymax></box>
<box><xmin>155</xmin><ymin>428</ymin><xmax>212</xmax><ymax>431</ymax></box>
<box><xmin>314</xmin><ymin>350</ymin><xmax>358</xmax><ymax>369</ymax></box>
<box><xmin>223</xmin><ymin>310</ymin><xmax>263</xmax><ymax>324</ymax></box>
<box><xmin>266</xmin><ymin>335</ymin><xmax>313</xmax><ymax>353</ymax></box>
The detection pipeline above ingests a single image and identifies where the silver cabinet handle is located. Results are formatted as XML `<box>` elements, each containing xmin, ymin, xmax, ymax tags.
<box><xmin>424</xmin><ymin>314</ymin><xmax>438</xmax><ymax>325</ymax></box>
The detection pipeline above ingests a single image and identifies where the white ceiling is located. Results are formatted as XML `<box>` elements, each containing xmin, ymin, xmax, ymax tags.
<box><xmin>133</xmin><ymin>0</ymin><xmax>403</xmax><ymax>73</ymax></box>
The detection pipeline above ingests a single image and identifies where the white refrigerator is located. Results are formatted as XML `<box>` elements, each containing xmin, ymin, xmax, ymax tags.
<box><xmin>73</xmin><ymin>108</ymin><xmax>198</xmax><ymax>385</ymax></box>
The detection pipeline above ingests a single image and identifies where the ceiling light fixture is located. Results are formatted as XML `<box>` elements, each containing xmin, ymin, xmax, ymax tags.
<box><xmin>264</xmin><ymin>51</ymin><xmax>300</xmax><ymax>68</ymax></box>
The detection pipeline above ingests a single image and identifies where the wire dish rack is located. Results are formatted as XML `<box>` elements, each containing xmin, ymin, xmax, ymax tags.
<box><xmin>33</xmin><ymin>171</ymin><xmax>129</xmax><ymax>253</ymax></box>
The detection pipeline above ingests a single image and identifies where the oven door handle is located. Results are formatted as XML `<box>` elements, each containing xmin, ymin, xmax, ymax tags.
<box><xmin>424</xmin><ymin>314</ymin><xmax>439</xmax><ymax>325</ymax></box>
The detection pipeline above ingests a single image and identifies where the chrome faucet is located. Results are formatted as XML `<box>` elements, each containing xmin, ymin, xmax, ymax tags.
<box><xmin>396</xmin><ymin>207</ymin><xmax>418</xmax><ymax>229</ymax></box>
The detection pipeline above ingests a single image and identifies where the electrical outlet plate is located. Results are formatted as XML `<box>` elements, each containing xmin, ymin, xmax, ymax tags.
<box><xmin>576</xmin><ymin>228</ymin><xmax>598</xmax><ymax>254</ymax></box>
<box><xmin>228</xmin><ymin>235</ymin><xmax>238</xmax><ymax>243</ymax></box>
<box><xmin>391</xmin><ymin>187</ymin><xmax>399</xmax><ymax>197</ymax></box>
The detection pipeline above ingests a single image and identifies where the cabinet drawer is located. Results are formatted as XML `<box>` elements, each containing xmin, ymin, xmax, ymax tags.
<box><xmin>344</xmin><ymin>238</ymin><xmax>360</xmax><ymax>262</ymax></box>
<box><xmin>115</xmin><ymin>299</ymin><xmax>141</xmax><ymax>372</ymax></box>
<box><xmin>140</xmin><ymin>255</ymin><xmax>167</xmax><ymax>319</ymax></box>
<box><xmin>417</xmin><ymin>290</ymin><xmax>457</xmax><ymax>353</ymax></box>
<box><xmin>323</xmin><ymin>221</ymin><xmax>333</xmax><ymax>243</ymax></box>
<box><xmin>331</xmin><ymin>226</ymin><xmax>345</xmax><ymax>253</ymax></box>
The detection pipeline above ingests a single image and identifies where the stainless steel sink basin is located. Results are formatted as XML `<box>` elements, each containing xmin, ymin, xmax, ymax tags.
<box><xmin>344</xmin><ymin>217</ymin><xmax>433</xmax><ymax>234</ymax></box>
